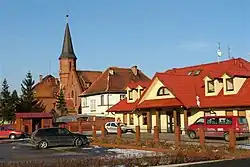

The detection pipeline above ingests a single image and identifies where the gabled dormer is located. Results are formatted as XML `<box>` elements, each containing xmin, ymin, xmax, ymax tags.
<box><xmin>204</xmin><ymin>76</ymin><xmax>223</xmax><ymax>96</ymax></box>
<box><xmin>222</xmin><ymin>73</ymin><xmax>246</xmax><ymax>95</ymax></box>
<box><xmin>126</xmin><ymin>87</ymin><xmax>138</xmax><ymax>103</ymax></box>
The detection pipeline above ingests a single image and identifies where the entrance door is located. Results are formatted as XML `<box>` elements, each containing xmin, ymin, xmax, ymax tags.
<box><xmin>167</xmin><ymin>113</ymin><xmax>174</xmax><ymax>133</ymax></box>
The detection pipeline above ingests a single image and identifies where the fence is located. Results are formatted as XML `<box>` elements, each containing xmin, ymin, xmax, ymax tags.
<box><xmin>64</xmin><ymin>123</ymin><xmax>247</xmax><ymax>152</ymax></box>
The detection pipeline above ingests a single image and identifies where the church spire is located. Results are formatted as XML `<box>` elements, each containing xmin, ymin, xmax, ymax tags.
<box><xmin>59</xmin><ymin>15</ymin><xmax>77</xmax><ymax>60</ymax></box>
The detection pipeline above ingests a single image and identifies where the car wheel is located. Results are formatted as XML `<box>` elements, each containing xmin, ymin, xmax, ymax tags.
<box><xmin>224</xmin><ymin>132</ymin><xmax>229</xmax><ymax>142</ymax></box>
<box><xmin>188</xmin><ymin>131</ymin><xmax>197</xmax><ymax>139</ymax></box>
<box><xmin>9</xmin><ymin>134</ymin><xmax>16</xmax><ymax>140</ymax></box>
<box><xmin>74</xmin><ymin>138</ymin><xmax>83</xmax><ymax>147</ymax></box>
<box><xmin>38</xmin><ymin>141</ymin><xmax>48</xmax><ymax>149</ymax></box>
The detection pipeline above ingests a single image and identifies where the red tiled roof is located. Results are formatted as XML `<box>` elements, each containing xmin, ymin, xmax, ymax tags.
<box><xmin>152</xmin><ymin>58</ymin><xmax>250</xmax><ymax>109</ymax></box>
<box><xmin>127</xmin><ymin>81</ymin><xmax>151</xmax><ymax>89</ymax></box>
<box><xmin>76</xmin><ymin>70</ymin><xmax>102</xmax><ymax>90</ymax></box>
<box><xmin>107</xmin><ymin>99</ymin><xmax>138</xmax><ymax>113</ymax></box>
<box><xmin>15</xmin><ymin>112</ymin><xmax>52</xmax><ymax>118</ymax></box>
<box><xmin>137</xmin><ymin>98</ymin><xmax>182</xmax><ymax>109</ymax></box>
<box><xmin>81</xmin><ymin>66</ymin><xmax>150</xmax><ymax>96</ymax></box>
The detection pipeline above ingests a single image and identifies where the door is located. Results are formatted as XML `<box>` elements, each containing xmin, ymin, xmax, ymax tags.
<box><xmin>44</xmin><ymin>128</ymin><xmax>58</xmax><ymax>146</ymax></box>
<box><xmin>57</xmin><ymin>128</ymin><xmax>74</xmax><ymax>146</ymax></box>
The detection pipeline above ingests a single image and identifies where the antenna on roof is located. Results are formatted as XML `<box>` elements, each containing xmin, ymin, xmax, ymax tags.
<box><xmin>228</xmin><ymin>45</ymin><xmax>231</xmax><ymax>59</ymax></box>
<box><xmin>217</xmin><ymin>42</ymin><xmax>223</xmax><ymax>63</ymax></box>
<box><xmin>66</xmin><ymin>9</ymin><xmax>69</xmax><ymax>23</ymax></box>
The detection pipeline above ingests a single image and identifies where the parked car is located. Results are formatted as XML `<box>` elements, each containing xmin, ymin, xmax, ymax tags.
<box><xmin>0</xmin><ymin>125</ymin><xmax>24</xmax><ymax>139</ymax></box>
<box><xmin>105</xmin><ymin>122</ymin><xmax>135</xmax><ymax>134</ymax></box>
<box><xmin>30</xmin><ymin>127</ymin><xmax>91</xmax><ymax>149</ymax></box>
<box><xmin>187</xmin><ymin>116</ymin><xmax>249</xmax><ymax>141</ymax></box>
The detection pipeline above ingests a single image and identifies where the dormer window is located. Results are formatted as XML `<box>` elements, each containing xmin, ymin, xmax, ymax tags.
<box><xmin>193</xmin><ymin>70</ymin><xmax>201</xmax><ymax>76</ymax></box>
<box><xmin>226</xmin><ymin>78</ymin><xmax>234</xmax><ymax>91</ymax></box>
<box><xmin>128</xmin><ymin>90</ymin><xmax>133</xmax><ymax>100</ymax></box>
<box><xmin>207</xmin><ymin>80</ymin><xmax>215</xmax><ymax>93</ymax></box>
<box><xmin>157</xmin><ymin>87</ymin><xmax>170</xmax><ymax>96</ymax></box>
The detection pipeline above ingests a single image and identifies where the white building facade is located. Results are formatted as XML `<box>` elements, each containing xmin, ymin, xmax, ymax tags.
<box><xmin>81</xmin><ymin>93</ymin><xmax>126</xmax><ymax>117</ymax></box>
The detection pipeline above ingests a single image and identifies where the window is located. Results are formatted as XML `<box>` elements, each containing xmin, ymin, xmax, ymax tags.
<box><xmin>207</xmin><ymin>80</ymin><xmax>215</xmax><ymax>93</ymax></box>
<box><xmin>142</xmin><ymin>113</ymin><xmax>147</xmax><ymax>125</ymax></box>
<box><xmin>193</xmin><ymin>70</ymin><xmax>202</xmax><ymax>76</ymax></box>
<box><xmin>238</xmin><ymin>110</ymin><xmax>246</xmax><ymax>117</ymax></box>
<box><xmin>120</xmin><ymin>94</ymin><xmax>126</xmax><ymax>100</ymax></box>
<box><xmin>226</xmin><ymin>78</ymin><xmax>234</xmax><ymax>91</ymax></box>
<box><xmin>238</xmin><ymin>117</ymin><xmax>248</xmax><ymax>124</ymax></box>
<box><xmin>188</xmin><ymin>71</ymin><xmax>193</xmax><ymax>75</ymax></box>
<box><xmin>225</xmin><ymin>110</ymin><xmax>233</xmax><ymax>116</ymax></box>
<box><xmin>129</xmin><ymin>114</ymin><xmax>134</xmax><ymax>125</ymax></box>
<box><xmin>110</xmin><ymin>123</ymin><xmax>117</xmax><ymax>127</ymax></box>
<box><xmin>123</xmin><ymin>114</ymin><xmax>127</xmax><ymax>124</ymax></box>
<box><xmin>217</xmin><ymin>118</ymin><xmax>232</xmax><ymax>125</ymax></box>
<box><xmin>128</xmin><ymin>90</ymin><xmax>133</xmax><ymax>100</ymax></box>
<box><xmin>206</xmin><ymin>118</ymin><xmax>218</xmax><ymax>125</ymax></box>
<box><xmin>194</xmin><ymin>117</ymin><xmax>204</xmax><ymax>125</ymax></box>
<box><xmin>69</xmin><ymin>62</ymin><xmax>72</xmax><ymax>71</ymax></box>
<box><xmin>82</xmin><ymin>98</ymin><xmax>87</xmax><ymax>107</ymax></box>
<box><xmin>157</xmin><ymin>87</ymin><xmax>170</xmax><ymax>96</ymax></box>
<box><xmin>100</xmin><ymin>95</ymin><xmax>104</xmax><ymax>105</ymax></box>
<box><xmin>58</xmin><ymin>128</ymin><xmax>71</xmax><ymax>135</ymax></box>
<box><xmin>90</xmin><ymin>99</ymin><xmax>96</xmax><ymax>112</ymax></box>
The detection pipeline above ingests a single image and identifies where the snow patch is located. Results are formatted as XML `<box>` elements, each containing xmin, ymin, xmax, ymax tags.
<box><xmin>105</xmin><ymin>148</ymin><xmax>160</xmax><ymax>159</ymax></box>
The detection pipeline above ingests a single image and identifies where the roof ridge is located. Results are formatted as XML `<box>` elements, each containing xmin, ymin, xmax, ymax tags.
<box><xmin>167</xmin><ymin>57</ymin><xmax>241</xmax><ymax>71</ymax></box>
<box><xmin>76</xmin><ymin>70</ymin><xmax>102</xmax><ymax>73</ymax></box>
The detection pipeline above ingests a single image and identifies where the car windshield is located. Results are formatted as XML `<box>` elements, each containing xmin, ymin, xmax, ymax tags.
<box><xmin>238</xmin><ymin>117</ymin><xmax>248</xmax><ymax>124</ymax></box>
<box><xmin>194</xmin><ymin>117</ymin><xmax>204</xmax><ymax>124</ymax></box>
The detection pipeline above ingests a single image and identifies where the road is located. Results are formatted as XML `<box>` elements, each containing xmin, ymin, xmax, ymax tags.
<box><xmin>186</xmin><ymin>158</ymin><xmax>250</xmax><ymax>167</ymax></box>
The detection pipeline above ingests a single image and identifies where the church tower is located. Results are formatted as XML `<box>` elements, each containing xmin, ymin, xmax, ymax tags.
<box><xmin>59</xmin><ymin>15</ymin><xmax>77</xmax><ymax>89</ymax></box>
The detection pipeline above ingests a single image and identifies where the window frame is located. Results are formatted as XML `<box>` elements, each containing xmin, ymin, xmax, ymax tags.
<box><xmin>128</xmin><ymin>90</ymin><xmax>133</xmax><ymax>100</ymax></box>
<box><xmin>90</xmin><ymin>99</ymin><xmax>96</xmax><ymax>112</ymax></box>
<box><xmin>100</xmin><ymin>95</ymin><xmax>104</xmax><ymax>105</ymax></box>
<box><xmin>82</xmin><ymin>97</ymin><xmax>87</xmax><ymax>107</ymax></box>
<box><xmin>207</xmin><ymin>80</ymin><xmax>215</xmax><ymax>93</ymax></box>
<box><xmin>226</xmin><ymin>78</ymin><xmax>234</xmax><ymax>91</ymax></box>
<box><xmin>157</xmin><ymin>87</ymin><xmax>170</xmax><ymax>96</ymax></box>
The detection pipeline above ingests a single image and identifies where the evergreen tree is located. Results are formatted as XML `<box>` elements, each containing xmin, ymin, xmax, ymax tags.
<box><xmin>11</xmin><ymin>90</ymin><xmax>20</xmax><ymax>113</ymax></box>
<box><xmin>56</xmin><ymin>89</ymin><xmax>68</xmax><ymax>116</ymax></box>
<box><xmin>18</xmin><ymin>72</ymin><xmax>45</xmax><ymax>112</ymax></box>
<box><xmin>0</xmin><ymin>79</ymin><xmax>14</xmax><ymax>122</ymax></box>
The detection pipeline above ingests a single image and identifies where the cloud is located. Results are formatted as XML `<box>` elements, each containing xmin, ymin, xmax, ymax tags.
<box><xmin>178</xmin><ymin>41</ymin><xmax>210</xmax><ymax>51</ymax></box>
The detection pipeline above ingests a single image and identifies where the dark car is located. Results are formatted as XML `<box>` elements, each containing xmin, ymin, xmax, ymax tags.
<box><xmin>30</xmin><ymin>127</ymin><xmax>91</xmax><ymax>149</ymax></box>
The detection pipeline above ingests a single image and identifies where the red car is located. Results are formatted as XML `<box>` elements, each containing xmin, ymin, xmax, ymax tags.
<box><xmin>0</xmin><ymin>125</ymin><xmax>24</xmax><ymax>139</ymax></box>
<box><xmin>187</xmin><ymin>116</ymin><xmax>250</xmax><ymax>141</ymax></box>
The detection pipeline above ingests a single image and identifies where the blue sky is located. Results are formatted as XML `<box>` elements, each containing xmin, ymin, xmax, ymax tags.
<box><xmin>0</xmin><ymin>0</ymin><xmax>249</xmax><ymax>91</ymax></box>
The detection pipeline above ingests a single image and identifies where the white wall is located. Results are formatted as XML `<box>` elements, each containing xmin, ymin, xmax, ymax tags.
<box><xmin>80</xmin><ymin>93</ymin><xmax>126</xmax><ymax>117</ymax></box>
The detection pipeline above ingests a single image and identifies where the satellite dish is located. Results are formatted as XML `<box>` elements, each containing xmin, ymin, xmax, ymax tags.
<box><xmin>217</xmin><ymin>49</ymin><xmax>223</xmax><ymax>57</ymax></box>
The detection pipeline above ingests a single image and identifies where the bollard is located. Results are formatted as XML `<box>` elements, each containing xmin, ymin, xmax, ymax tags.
<box><xmin>117</xmin><ymin>126</ymin><xmax>122</xmax><ymax>138</ymax></box>
<box><xmin>135</xmin><ymin>126</ymin><xmax>141</xmax><ymax>144</ymax></box>
<box><xmin>175</xmin><ymin>126</ymin><xmax>181</xmax><ymax>147</ymax></box>
<box><xmin>198</xmin><ymin>127</ymin><xmax>205</xmax><ymax>147</ymax></box>
<box><xmin>154</xmin><ymin>126</ymin><xmax>159</xmax><ymax>144</ymax></box>
<box><xmin>101</xmin><ymin>124</ymin><xmax>106</xmax><ymax>139</ymax></box>
<box><xmin>92</xmin><ymin>125</ymin><xmax>97</xmax><ymax>139</ymax></box>
<box><xmin>229</xmin><ymin>129</ymin><xmax>236</xmax><ymax>152</ymax></box>
<box><xmin>78</xmin><ymin>121</ymin><xmax>82</xmax><ymax>134</ymax></box>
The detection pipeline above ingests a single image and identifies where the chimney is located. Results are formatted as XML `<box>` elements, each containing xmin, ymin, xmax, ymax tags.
<box><xmin>39</xmin><ymin>75</ymin><xmax>43</xmax><ymax>82</ymax></box>
<box><xmin>109</xmin><ymin>69</ymin><xmax>114</xmax><ymax>75</ymax></box>
<box><xmin>131</xmin><ymin>65</ymin><xmax>138</xmax><ymax>76</ymax></box>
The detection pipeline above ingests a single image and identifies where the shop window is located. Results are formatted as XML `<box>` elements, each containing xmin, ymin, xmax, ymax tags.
<box><xmin>129</xmin><ymin>114</ymin><xmax>134</xmax><ymax>125</ymax></box>
<box><xmin>142</xmin><ymin>113</ymin><xmax>147</xmax><ymax>125</ymax></box>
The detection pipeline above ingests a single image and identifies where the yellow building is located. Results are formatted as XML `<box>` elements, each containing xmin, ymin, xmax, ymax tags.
<box><xmin>108</xmin><ymin>58</ymin><xmax>250</xmax><ymax>133</ymax></box>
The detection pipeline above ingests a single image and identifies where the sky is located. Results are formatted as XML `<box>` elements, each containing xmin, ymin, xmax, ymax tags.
<box><xmin>0</xmin><ymin>0</ymin><xmax>249</xmax><ymax>92</ymax></box>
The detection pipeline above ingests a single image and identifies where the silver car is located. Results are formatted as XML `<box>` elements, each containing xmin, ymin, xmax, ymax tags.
<box><xmin>105</xmin><ymin>122</ymin><xmax>135</xmax><ymax>134</ymax></box>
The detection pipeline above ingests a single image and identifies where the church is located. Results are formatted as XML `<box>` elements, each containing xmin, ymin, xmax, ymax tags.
<box><xmin>33</xmin><ymin>17</ymin><xmax>150</xmax><ymax>115</ymax></box>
